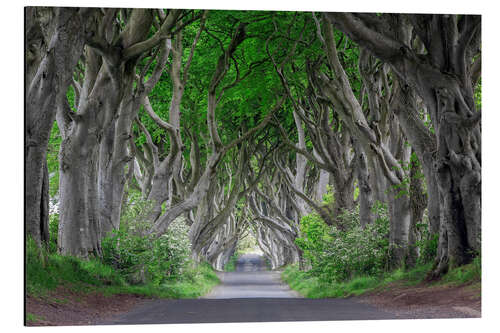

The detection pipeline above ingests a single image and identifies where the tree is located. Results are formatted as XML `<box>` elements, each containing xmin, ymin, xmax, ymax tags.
<box><xmin>56</xmin><ymin>9</ymin><xmax>181</xmax><ymax>257</ymax></box>
<box><xmin>327</xmin><ymin>13</ymin><xmax>481</xmax><ymax>275</ymax></box>
<box><xmin>26</xmin><ymin>7</ymin><xmax>92</xmax><ymax>246</ymax></box>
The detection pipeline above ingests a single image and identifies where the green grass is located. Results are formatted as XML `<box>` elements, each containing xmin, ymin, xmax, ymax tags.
<box><xmin>87</xmin><ymin>262</ymin><xmax>219</xmax><ymax>299</ymax></box>
<box><xmin>441</xmin><ymin>256</ymin><xmax>481</xmax><ymax>285</ymax></box>
<box><xmin>160</xmin><ymin>262</ymin><xmax>220</xmax><ymax>298</ymax></box>
<box><xmin>282</xmin><ymin>266</ymin><xmax>382</xmax><ymax>298</ymax></box>
<box><xmin>26</xmin><ymin>313</ymin><xmax>45</xmax><ymax>323</ymax></box>
<box><xmin>26</xmin><ymin>239</ymin><xmax>126</xmax><ymax>296</ymax></box>
<box><xmin>26</xmin><ymin>238</ymin><xmax>219</xmax><ymax>299</ymax></box>
<box><xmin>282</xmin><ymin>258</ymin><xmax>480</xmax><ymax>298</ymax></box>
<box><xmin>380</xmin><ymin>262</ymin><xmax>434</xmax><ymax>286</ymax></box>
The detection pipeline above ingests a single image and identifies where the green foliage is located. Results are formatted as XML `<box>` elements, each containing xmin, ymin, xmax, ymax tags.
<box><xmin>474</xmin><ymin>78</ymin><xmax>481</xmax><ymax>110</ymax></box>
<box><xmin>157</xmin><ymin>261</ymin><xmax>219</xmax><ymax>298</ymax></box>
<box><xmin>295</xmin><ymin>213</ymin><xmax>332</xmax><ymax>269</ymax></box>
<box><xmin>285</xmin><ymin>199</ymin><xmax>480</xmax><ymax>299</ymax></box>
<box><xmin>282</xmin><ymin>264</ymin><xmax>380</xmax><ymax>298</ymax></box>
<box><xmin>390</xmin><ymin>152</ymin><xmax>426</xmax><ymax>200</ymax></box>
<box><xmin>48</xmin><ymin>214</ymin><xmax>59</xmax><ymax>254</ymax></box>
<box><xmin>416</xmin><ymin>228</ymin><xmax>439</xmax><ymax>265</ymax></box>
<box><xmin>282</xmin><ymin>261</ymin><xmax>434</xmax><ymax>298</ymax></box>
<box><xmin>442</xmin><ymin>256</ymin><xmax>481</xmax><ymax>285</ymax></box>
<box><xmin>295</xmin><ymin>203</ymin><xmax>390</xmax><ymax>283</ymax></box>
<box><xmin>26</xmin><ymin>235</ymin><xmax>218</xmax><ymax>299</ymax></box>
<box><xmin>321</xmin><ymin>184</ymin><xmax>334</xmax><ymax>205</ymax></box>
<box><xmin>236</xmin><ymin>231</ymin><xmax>259</xmax><ymax>253</ymax></box>
<box><xmin>27</xmin><ymin>193</ymin><xmax>219</xmax><ymax>299</ymax></box>
<box><xmin>47</xmin><ymin>122</ymin><xmax>61</xmax><ymax>198</ymax></box>
<box><xmin>353</xmin><ymin>186</ymin><xmax>359</xmax><ymax>201</ymax></box>
<box><xmin>101</xmin><ymin>198</ymin><xmax>191</xmax><ymax>286</ymax></box>
<box><xmin>26</xmin><ymin>237</ymin><xmax>126</xmax><ymax>296</ymax></box>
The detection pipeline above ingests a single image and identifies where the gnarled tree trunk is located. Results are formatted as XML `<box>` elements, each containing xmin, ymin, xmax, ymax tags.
<box><xmin>25</xmin><ymin>7</ymin><xmax>90</xmax><ymax>246</ymax></box>
<box><xmin>326</xmin><ymin>12</ymin><xmax>481</xmax><ymax>274</ymax></box>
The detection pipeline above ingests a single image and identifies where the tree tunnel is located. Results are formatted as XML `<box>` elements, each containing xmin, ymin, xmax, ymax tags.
<box><xmin>27</xmin><ymin>8</ymin><xmax>481</xmax><ymax>279</ymax></box>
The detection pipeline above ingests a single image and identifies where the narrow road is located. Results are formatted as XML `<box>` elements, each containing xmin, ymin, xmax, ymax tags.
<box><xmin>202</xmin><ymin>253</ymin><xmax>300</xmax><ymax>298</ymax></box>
<box><xmin>100</xmin><ymin>254</ymin><xmax>396</xmax><ymax>325</ymax></box>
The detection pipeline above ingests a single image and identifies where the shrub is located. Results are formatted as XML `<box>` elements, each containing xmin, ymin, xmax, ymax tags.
<box><xmin>416</xmin><ymin>233</ymin><xmax>439</xmax><ymax>265</ymax></box>
<box><xmin>26</xmin><ymin>195</ymin><xmax>219</xmax><ymax>299</ymax></box>
<box><xmin>101</xmin><ymin>197</ymin><xmax>191</xmax><ymax>286</ymax></box>
<box><xmin>295</xmin><ymin>203</ymin><xmax>390</xmax><ymax>283</ymax></box>
<box><xmin>48</xmin><ymin>213</ymin><xmax>59</xmax><ymax>254</ymax></box>
<box><xmin>415</xmin><ymin>215</ymin><xmax>439</xmax><ymax>265</ymax></box>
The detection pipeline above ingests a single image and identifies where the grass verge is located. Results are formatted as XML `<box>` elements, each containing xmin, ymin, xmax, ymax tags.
<box><xmin>282</xmin><ymin>257</ymin><xmax>481</xmax><ymax>298</ymax></box>
<box><xmin>26</xmin><ymin>313</ymin><xmax>45</xmax><ymax>324</ymax></box>
<box><xmin>26</xmin><ymin>239</ymin><xmax>219</xmax><ymax>300</ymax></box>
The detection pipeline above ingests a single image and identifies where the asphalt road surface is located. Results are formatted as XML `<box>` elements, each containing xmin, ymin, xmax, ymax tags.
<box><xmin>202</xmin><ymin>253</ymin><xmax>300</xmax><ymax>298</ymax></box>
<box><xmin>100</xmin><ymin>254</ymin><xmax>396</xmax><ymax>325</ymax></box>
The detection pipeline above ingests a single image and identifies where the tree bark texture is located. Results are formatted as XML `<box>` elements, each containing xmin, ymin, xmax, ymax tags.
<box><xmin>26</xmin><ymin>7</ymin><xmax>91</xmax><ymax>246</ymax></box>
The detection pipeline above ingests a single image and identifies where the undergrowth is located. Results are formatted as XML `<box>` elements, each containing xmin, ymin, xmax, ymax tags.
<box><xmin>27</xmin><ymin>197</ymin><xmax>219</xmax><ymax>300</ymax></box>
<box><xmin>26</xmin><ymin>237</ymin><xmax>219</xmax><ymax>299</ymax></box>
<box><xmin>441</xmin><ymin>256</ymin><xmax>481</xmax><ymax>285</ymax></box>
<box><xmin>282</xmin><ymin>258</ymin><xmax>480</xmax><ymax>298</ymax></box>
<box><xmin>282</xmin><ymin>199</ymin><xmax>482</xmax><ymax>299</ymax></box>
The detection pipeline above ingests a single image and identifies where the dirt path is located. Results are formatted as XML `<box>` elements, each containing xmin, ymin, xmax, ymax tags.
<box><xmin>25</xmin><ymin>286</ymin><xmax>149</xmax><ymax>326</ymax></box>
<box><xmin>358</xmin><ymin>281</ymin><xmax>481</xmax><ymax>319</ymax></box>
